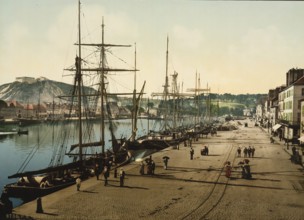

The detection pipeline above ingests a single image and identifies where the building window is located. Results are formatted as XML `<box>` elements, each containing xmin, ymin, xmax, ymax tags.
<box><xmin>302</xmin><ymin>88</ymin><xmax>304</xmax><ymax>96</ymax></box>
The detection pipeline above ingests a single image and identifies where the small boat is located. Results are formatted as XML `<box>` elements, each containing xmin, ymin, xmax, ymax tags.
<box><xmin>17</xmin><ymin>129</ymin><xmax>29</xmax><ymax>135</ymax></box>
<box><xmin>4</xmin><ymin>162</ymin><xmax>80</xmax><ymax>199</ymax></box>
<box><xmin>0</xmin><ymin>131</ymin><xmax>17</xmax><ymax>136</ymax></box>
<box><xmin>0</xmin><ymin>127</ymin><xmax>18</xmax><ymax>136</ymax></box>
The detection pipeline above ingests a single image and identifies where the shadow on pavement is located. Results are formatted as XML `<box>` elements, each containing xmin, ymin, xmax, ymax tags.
<box><xmin>106</xmin><ymin>184</ymin><xmax>149</xmax><ymax>190</ymax></box>
<box><xmin>81</xmin><ymin>190</ymin><xmax>99</xmax><ymax>194</ymax></box>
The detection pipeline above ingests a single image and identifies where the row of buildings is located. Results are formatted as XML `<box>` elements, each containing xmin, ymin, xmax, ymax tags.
<box><xmin>256</xmin><ymin>68</ymin><xmax>304</xmax><ymax>145</ymax></box>
<box><xmin>0</xmin><ymin>99</ymin><xmax>161</xmax><ymax>122</ymax></box>
<box><xmin>0</xmin><ymin>100</ymin><xmax>134</xmax><ymax>120</ymax></box>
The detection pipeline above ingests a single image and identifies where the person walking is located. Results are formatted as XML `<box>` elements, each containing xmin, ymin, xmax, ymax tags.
<box><xmin>119</xmin><ymin>168</ymin><xmax>125</xmax><ymax>187</ymax></box>
<box><xmin>95</xmin><ymin>163</ymin><xmax>100</xmax><ymax>180</ymax></box>
<box><xmin>139</xmin><ymin>161</ymin><xmax>145</xmax><ymax>175</ymax></box>
<box><xmin>103</xmin><ymin>166</ymin><xmax>109</xmax><ymax>186</ymax></box>
<box><xmin>237</xmin><ymin>147</ymin><xmax>241</xmax><ymax>157</ymax></box>
<box><xmin>251</xmin><ymin>146</ymin><xmax>255</xmax><ymax>157</ymax></box>
<box><xmin>163</xmin><ymin>156</ymin><xmax>169</xmax><ymax>170</ymax></box>
<box><xmin>190</xmin><ymin>147</ymin><xmax>194</xmax><ymax>160</ymax></box>
<box><xmin>248</xmin><ymin>146</ymin><xmax>252</xmax><ymax>158</ymax></box>
<box><xmin>147</xmin><ymin>160</ymin><xmax>152</xmax><ymax>175</ymax></box>
<box><xmin>225</xmin><ymin>161</ymin><xmax>232</xmax><ymax>178</ymax></box>
<box><xmin>243</xmin><ymin>147</ymin><xmax>248</xmax><ymax>157</ymax></box>
<box><xmin>76</xmin><ymin>177</ymin><xmax>81</xmax><ymax>191</ymax></box>
<box><xmin>243</xmin><ymin>159</ymin><xmax>252</xmax><ymax>179</ymax></box>
<box><xmin>151</xmin><ymin>160</ymin><xmax>156</xmax><ymax>175</ymax></box>
<box><xmin>205</xmin><ymin>146</ymin><xmax>209</xmax><ymax>156</ymax></box>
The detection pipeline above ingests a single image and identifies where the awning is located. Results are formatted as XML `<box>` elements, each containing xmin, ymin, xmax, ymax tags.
<box><xmin>272</xmin><ymin>124</ymin><xmax>282</xmax><ymax>131</ymax></box>
<box><xmin>298</xmin><ymin>136</ymin><xmax>304</xmax><ymax>142</ymax></box>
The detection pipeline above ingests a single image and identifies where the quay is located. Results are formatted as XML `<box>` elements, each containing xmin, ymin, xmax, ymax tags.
<box><xmin>10</xmin><ymin>120</ymin><xmax>304</xmax><ymax>220</ymax></box>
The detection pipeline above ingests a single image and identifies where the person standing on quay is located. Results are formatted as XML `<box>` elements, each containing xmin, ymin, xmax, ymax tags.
<box><xmin>103</xmin><ymin>166</ymin><xmax>109</xmax><ymax>186</ymax></box>
<box><xmin>95</xmin><ymin>163</ymin><xmax>100</xmax><ymax>180</ymax></box>
<box><xmin>151</xmin><ymin>160</ymin><xmax>156</xmax><ymax>175</ymax></box>
<box><xmin>251</xmin><ymin>146</ymin><xmax>255</xmax><ymax>157</ymax></box>
<box><xmin>243</xmin><ymin>160</ymin><xmax>252</xmax><ymax>179</ymax></box>
<box><xmin>225</xmin><ymin>161</ymin><xmax>232</xmax><ymax>178</ymax></box>
<box><xmin>76</xmin><ymin>177</ymin><xmax>81</xmax><ymax>191</ymax></box>
<box><xmin>248</xmin><ymin>146</ymin><xmax>252</xmax><ymax>157</ymax></box>
<box><xmin>119</xmin><ymin>168</ymin><xmax>125</xmax><ymax>187</ymax></box>
<box><xmin>190</xmin><ymin>147</ymin><xmax>194</xmax><ymax>160</ymax></box>
<box><xmin>243</xmin><ymin>147</ymin><xmax>248</xmax><ymax>157</ymax></box>
<box><xmin>205</xmin><ymin>146</ymin><xmax>209</xmax><ymax>156</ymax></box>
<box><xmin>237</xmin><ymin>147</ymin><xmax>241</xmax><ymax>157</ymax></box>
<box><xmin>140</xmin><ymin>162</ymin><xmax>145</xmax><ymax>175</ymax></box>
<box><xmin>163</xmin><ymin>157</ymin><xmax>169</xmax><ymax>170</ymax></box>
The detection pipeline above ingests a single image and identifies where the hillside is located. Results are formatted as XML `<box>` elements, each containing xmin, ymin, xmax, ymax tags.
<box><xmin>0</xmin><ymin>78</ymin><xmax>96</xmax><ymax>103</ymax></box>
<box><xmin>0</xmin><ymin>78</ymin><xmax>266</xmax><ymax>117</ymax></box>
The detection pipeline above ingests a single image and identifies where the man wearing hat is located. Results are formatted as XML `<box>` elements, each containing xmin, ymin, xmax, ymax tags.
<box><xmin>119</xmin><ymin>168</ymin><xmax>126</xmax><ymax>187</ymax></box>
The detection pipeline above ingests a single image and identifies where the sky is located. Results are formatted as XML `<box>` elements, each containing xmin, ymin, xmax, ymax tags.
<box><xmin>1</xmin><ymin>0</ymin><xmax>304</xmax><ymax>96</ymax></box>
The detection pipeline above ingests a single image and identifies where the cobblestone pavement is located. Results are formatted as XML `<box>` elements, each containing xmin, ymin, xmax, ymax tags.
<box><xmin>12</xmin><ymin>120</ymin><xmax>304</xmax><ymax>220</ymax></box>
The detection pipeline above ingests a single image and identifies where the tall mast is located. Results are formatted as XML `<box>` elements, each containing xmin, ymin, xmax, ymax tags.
<box><xmin>198</xmin><ymin>73</ymin><xmax>201</xmax><ymax>124</ymax></box>
<box><xmin>77</xmin><ymin>0</ymin><xmax>83</xmax><ymax>163</ymax></box>
<box><xmin>101</xmin><ymin>17</ymin><xmax>105</xmax><ymax>154</ymax></box>
<box><xmin>131</xmin><ymin>43</ymin><xmax>137</xmax><ymax>141</ymax></box>
<box><xmin>171</xmin><ymin>71</ymin><xmax>178</xmax><ymax>129</ymax></box>
<box><xmin>147</xmin><ymin>98</ymin><xmax>150</xmax><ymax>134</ymax></box>
<box><xmin>65</xmin><ymin>10</ymin><xmax>136</xmax><ymax>155</ymax></box>
<box><xmin>163</xmin><ymin>36</ymin><xmax>169</xmax><ymax>130</ymax></box>
<box><xmin>195</xmin><ymin>71</ymin><xmax>198</xmax><ymax>125</ymax></box>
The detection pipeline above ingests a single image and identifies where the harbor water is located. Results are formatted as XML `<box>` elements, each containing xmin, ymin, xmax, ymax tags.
<box><xmin>0</xmin><ymin>118</ymin><xmax>161</xmax><ymax>207</ymax></box>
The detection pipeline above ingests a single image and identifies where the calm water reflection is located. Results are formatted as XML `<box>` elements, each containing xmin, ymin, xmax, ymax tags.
<box><xmin>0</xmin><ymin>119</ymin><xmax>160</xmax><ymax>207</ymax></box>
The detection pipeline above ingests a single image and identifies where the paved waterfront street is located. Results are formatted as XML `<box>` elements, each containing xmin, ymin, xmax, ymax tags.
<box><xmin>12</xmin><ymin>120</ymin><xmax>304</xmax><ymax>220</ymax></box>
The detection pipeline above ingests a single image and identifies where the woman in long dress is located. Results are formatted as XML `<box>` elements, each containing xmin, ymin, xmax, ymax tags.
<box><xmin>225</xmin><ymin>161</ymin><xmax>232</xmax><ymax>178</ymax></box>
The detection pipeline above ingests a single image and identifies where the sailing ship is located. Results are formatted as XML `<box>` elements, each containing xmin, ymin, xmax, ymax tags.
<box><xmin>3</xmin><ymin>0</ymin><xmax>137</xmax><ymax>200</ymax></box>
<box><xmin>124</xmin><ymin>37</ymin><xmax>188</xmax><ymax>151</ymax></box>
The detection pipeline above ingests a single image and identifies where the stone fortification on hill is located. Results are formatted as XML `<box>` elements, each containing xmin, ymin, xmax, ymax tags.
<box><xmin>0</xmin><ymin>77</ymin><xmax>95</xmax><ymax>104</ymax></box>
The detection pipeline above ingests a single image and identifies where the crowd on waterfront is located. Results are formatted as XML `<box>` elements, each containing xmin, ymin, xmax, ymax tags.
<box><xmin>84</xmin><ymin>141</ymin><xmax>257</xmax><ymax>190</ymax></box>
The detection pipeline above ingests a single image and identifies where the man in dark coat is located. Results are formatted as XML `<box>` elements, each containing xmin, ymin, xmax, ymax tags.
<box><xmin>119</xmin><ymin>168</ymin><xmax>125</xmax><ymax>187</ymax></box>
<box><xmin>190</xmin><ymin>148</ymin><xmax>194</xmax><ymax>160</ymax></box>
<box><xmin>103</xmin><ymin>166</ymin><xmax>110</xmax><ymax>186</ymax></box>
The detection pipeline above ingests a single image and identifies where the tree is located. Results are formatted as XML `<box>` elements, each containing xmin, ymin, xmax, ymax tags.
<box><xmin>147</xmin><ymin>102</ymin><xmax>154</xmax><ymax>109</ymax></box>
<box><xmin>0</xmin><ymin>100</ymin><xmax>7</xmax><ymax>109</ymax></box>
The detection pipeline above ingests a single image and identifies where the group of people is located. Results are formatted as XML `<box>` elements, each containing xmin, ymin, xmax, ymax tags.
<box><xmin>140</xmin><ymin>156</ymin><xmax>156</xmax><ymax>175</ymax></box>
<box><xmin>76</xmin><ymin>161</ymin><xmax>126</xmax><ymax>191</ymax></box>
<box><xmin>225</xmin><ymin>159</ymin><xmax>252</xmax><ymax>179</ymax></box>
<box><xmin>201</xmin><ymin>146</ymin><xmax>209</xmax><ymax>156</ymax></box>
<box><xmin>139</xmin><ymin>155</ymin><xmax>170</xmax><ymax>175</ymax></box>
<box><xmin>189</xmin><ymin>145</ymin><xmax>209</xmax><ymax>160</ymax></box>
<box><xmin>237</xmin><ymin>146</ymin><xmax>255</xmax><ymax>158</ymax></box>
<box><xmin>239</xmin><ymin>159</ymin><xmax>252</xmax><ymax>179</ymax></box>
